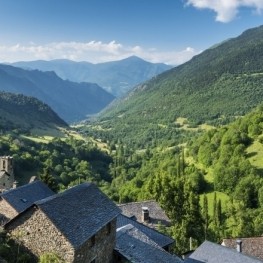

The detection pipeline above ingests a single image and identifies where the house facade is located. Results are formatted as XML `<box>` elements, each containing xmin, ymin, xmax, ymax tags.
<box><xmin>0</xmin><ymin>180</ymin><xmax>54</xmax><ymax>224</ymax></box>
<box><xmin>5</xmin><ymin>183</ymin><xmax>120</xmax><ymax>263</ymax></box>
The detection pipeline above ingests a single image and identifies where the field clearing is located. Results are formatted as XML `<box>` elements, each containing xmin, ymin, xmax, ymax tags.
<box><xmin>175</xmin><ymin>117</ymin><xmax>215</xmax><ymax>131</ymax></box>
<box><xmin>21</xmin><ymin>135</ymin><xmax>54</xmax><ymax>144</ymax></box>
<box><xmin>200</xmin><ymin>191</ymin><xmax>230</xmax><ymax>215</ymax></box>
<box><xmin>247</xmin><ymin>140</ymin><xmax>263</xmax><ymax>169</ymax></box>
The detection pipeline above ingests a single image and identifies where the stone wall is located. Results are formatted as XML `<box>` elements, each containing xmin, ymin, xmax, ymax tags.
<box><xmin>74</xmin><ymin>218</ymin><xmax>117</xmax><ymax>263</ymax></box>
<box><xmin>0</xmin><ymin>199</ymin><xmax>18</xmax><ymax>224</ymax></box>
<box><xmin>0</xmin><ymin>173</ymin><xmax>13</xmax><ymax>192</ymax></box>
<box><xmin>6</xmin><ymin>207</ymin><xmax>75</xmax><ymax>262</ymax></box>
<box><xmin>6</xmin><ymin>207</ymin><xmax>118</xmax><ymax>263</ymax></box>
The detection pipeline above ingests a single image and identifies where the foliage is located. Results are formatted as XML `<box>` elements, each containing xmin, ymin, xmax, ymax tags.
<box><xmin>39</xmin><ymin>253</ymin><xmax>64</xmax><ymax>263</ymax></box>
<box><xmin>0</xmin><ymin>132</ymin><xmax>112</xmax><ymax>190</ymax></box>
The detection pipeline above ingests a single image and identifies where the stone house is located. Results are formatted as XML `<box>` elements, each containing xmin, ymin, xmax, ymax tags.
<box><xmin>222</xmin><ymin>237</ymin><xmax>263</xmax><ymax>261</ymax></box>
<box><xmin>118</xmin><ymin>200</ymin><xmax>171</xmax><ymax>229</ymax></box>
<box><xmin>115</xmin><ymin>224</ymin><xmax>182</xmax><ymax>263</ymax></box>
<box><xmin>117</xmin><ymin>214</ymin><xmax>174</xmax><ymax>252</ymax></box>
<box><xmin>5</xmin><ymin>183</ymin><xmax>121</xmax><ymax>263</ymax></box>
<box><xmin>185</xmin><ymin>240</ymin><xmax>263</xmax><ymax>263</ymax></box>
<box><xmin>0</xmin><ymin>156</ymin><xmax>15</xmax><ymax>192</ymax></box>
<box><xmin>0</xmin><ymin>180</ymin><xmax>54</xmax><ymax>224</ymax></box>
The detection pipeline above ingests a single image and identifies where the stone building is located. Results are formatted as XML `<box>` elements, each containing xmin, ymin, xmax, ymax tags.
<box><xmin>118</xmin><ymin>200</ymin><xmax>171</xmax><ymax>229</ymax></box>
<box><xmin>117</xmin><ymin>214</ymin><xmax>174</xmax><ymax>252</ymax></box>
<box><xmin>0</xmin><ymin>180</ymin><xmax>54</xmax><ymax>224</ymax></box>
<box><xmin>0</xmin><ymin>156</ymin><xmax>15</xmax><ymax>192</ymax></box>
<box><xmin>5</xmin><ymin>183</ymin><xmax>121</xmax><ymax>263</ymax></box>
<box><xmin>115</xmin><ymin>224</ymin><xmax>182</xmax><ymax>263</ymax></box>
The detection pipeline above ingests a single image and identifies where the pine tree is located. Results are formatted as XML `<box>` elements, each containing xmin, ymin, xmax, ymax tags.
<box><xmin>202</xmin><ymin>194</ymin><xmax>209</xmax><ymax>239</ymax></box>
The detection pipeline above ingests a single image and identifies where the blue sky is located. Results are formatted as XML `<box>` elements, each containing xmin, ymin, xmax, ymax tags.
<box><xmin>0</xmin><ymin>0</ymin><xmax>262</xmax><ymax>65</ymax></box>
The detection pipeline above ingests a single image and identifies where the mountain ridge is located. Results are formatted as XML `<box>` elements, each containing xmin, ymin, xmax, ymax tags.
<box><xmin>0</xmin><ymin>64</ymin><xmax>115</xmax><ymax>123</ymax></box>
<box><xmin>91</xmin><ymin>25</ymin><xmax>263</xmax><ymax>147</ymax></box>
<box><xmin>11</xmin><ymin>56</ymin><xmax>172</xmax><ymax>97</ymax></box>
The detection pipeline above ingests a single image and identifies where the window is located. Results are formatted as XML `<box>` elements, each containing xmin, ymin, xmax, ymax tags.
<box><xmin>3</xmin><ymin>160</ymin><xmax>5</xmax><ymax>169</ymax></box>
<box><xmin>106</xmin><ymin>222</ymin><xmax>111</xmax><ymax>235</ymax></box>
<box><xmin>90</xmin><ymin>235</ymin><xmax>95</xmax><ymax>247</ymax></box>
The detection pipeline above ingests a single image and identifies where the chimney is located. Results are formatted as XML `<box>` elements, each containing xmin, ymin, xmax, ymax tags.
<box><xmin>236</xmin><ymin>239</ymin><xmax>242</xmax><ymax>253</ymax></box>
<box><xmin>141</xmin><ymin>207</ymin><xmax>149</xmax><ymax>222</ymax></box>
<box><xmin>12</xmin><ymin>181</ymin><xmax>18</xmax><ymax>189</ymax></box>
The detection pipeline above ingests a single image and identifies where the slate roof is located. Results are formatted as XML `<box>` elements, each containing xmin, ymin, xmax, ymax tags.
<box><xmin>0</xmin><ymin>180</ymin><xmax>54</xmax><ymax>213</ymax></box>
<box><xmin>34</xmin><ymin>183</ymin><xmax>121</xmax><ymax>248</ymax></box>
<box><xmin>185</xmin><ymin>240</ymin><xmax>263</xmax><ymax>263</ymax></box>
<box><xmin>115</xmin><ymin>224</ymin><xmax>183</xmax><ymax>263</ymax></box>
<box><xmin>222</xmin><ymin>237</ymin><xmax>263</xmax><ymax>260</ymax></box>
<box><xmin>117</xmin><ymin>214</ymin><xmax>174</xmax><ymax>248</ymax></box>
<box><xmin>118</xmin><ymin>200</ymin><xmax>170</xmax><ymax>228</ymax></box>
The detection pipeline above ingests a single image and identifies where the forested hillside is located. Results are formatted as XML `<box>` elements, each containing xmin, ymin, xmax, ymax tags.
<box><xmin>0</xmin><ymin>64</ymin><xmax>114</xmax><ymax>122</ymax></box>
<box><xmin>11</xmin><ymin>56</ymin><xmax>172</xmax><ymax>97</ymax></box>
<box><xmin>0</xmin><ymin>91</ymin><xmax>67</xmax><ymax>131</ymax></box>
<box><xmin>89</xmin><ymin>105</ymin><xmax>263</xmax><ymax>253</ymax></box>
<box><xmin>93</xmin><ymin>25</ymin><xmax>263</xmax><ymax>149</ymax></box>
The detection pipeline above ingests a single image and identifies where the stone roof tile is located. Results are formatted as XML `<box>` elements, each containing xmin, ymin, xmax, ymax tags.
<box><xmin>35</xmin><ymin>183</ymin><xmax>121</xmax><ymax>248</ymax></box>
<box><xmin>0</xmin><ymin>181</ymin><xmax>54</xmax><ymax>213</ymax></box>
<box><xmin>222</xmin><ymin>237</ymin><xmax>263</xmax><ymax>260</ymax></box>
<box><xmin>117</xmin><ymin>214</ymin><xmax>174</xmax><ymax>248</ymax></box>
<box><xmin>118</xmin><ymin>200</ymin><xmax>170</xmax><ymax>228</ymax></box>
<box><xmin>185</xmin><ymin>240</ymin><xmax>263</xmax><ymax>263</ymax></box>
<box><xmin>115</xmin><ymin>224</ymin><xmax>182</xmax><ymax>263</ymax></box>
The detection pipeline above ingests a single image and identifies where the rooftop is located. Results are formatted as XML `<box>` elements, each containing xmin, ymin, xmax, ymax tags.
<box><xmin>222</xmin><ymin>237</ymin><xmax>263</xmax><ymax>261</ymax></box>
<box><xmin>185</xmin><ymin>240</ymin><xmax>263</xmax><ymax>263</ymax></box>
<box><xmin>117</xmin><ymin>214</ymin><xmax>174</xmax><ymax>248</ymax></box>
<box><xmin>118</xmin><ymin>200</ymin><xmax>170</xmax><ymax>228</ymax></box>
<box><xmin>115</xmin><ymin>224</ymin><xmax>182</xmax><ymax>263</ymax></box>
<box><xmin>35</xmin><ymin>183</ymin><xmax>121</xmax><ymax>248</ymax></box>
<box><xmin>0</xmin><ymin>180</ymin><xmax>54</xmax><ymax>213</ymax></box>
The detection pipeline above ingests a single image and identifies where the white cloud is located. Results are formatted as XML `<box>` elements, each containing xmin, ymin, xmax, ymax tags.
<box><xmin>186</xmin><ymin>0</ymin><xmax>263</xmax><ymax>22</ymax></box>
<box><xmin>0</xmin><ymin>40</ymin><xmax>201</xmax><ymax>66</ymax></box>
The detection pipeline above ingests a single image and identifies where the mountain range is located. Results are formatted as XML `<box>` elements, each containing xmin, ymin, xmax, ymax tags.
<box><xmin>11</xmin><ymin>56</ymin><xmax>172</xmax><ymax>97</ymax></box>
<box><xmin>97</xmin><ymin>25</ymin><xmax>263</xmax><ymax>134</ymax></box>
<box><xmin>0</xmin><ymin>64</ymin><xmax>114</xmax><ymax>123</ymax></box>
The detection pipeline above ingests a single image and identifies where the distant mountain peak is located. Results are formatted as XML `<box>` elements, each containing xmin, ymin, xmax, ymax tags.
<box><xmin>11</xmin><ymin>57</ymin><xmax>172</xmax><ymax>97</ymax></box>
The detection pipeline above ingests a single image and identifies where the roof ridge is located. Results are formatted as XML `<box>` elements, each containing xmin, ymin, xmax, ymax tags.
<box><xmin>35</xmin><ymin>182</ymin><xmax>92</xmax><ymax>206</ymax></box>
<box><xmin>1</xmin><ymin>180</ymin><xmax>42</xmax><ymax>196</ymax></box>
<box><xmin>117</xmin><ymin>200</ymin><xmax>157</xmax><ymax>207</ymax></box>
<box><xmin>118</xmin><ymin>214</ymin><xmax>174</xmax><ymax>242</ymax></box>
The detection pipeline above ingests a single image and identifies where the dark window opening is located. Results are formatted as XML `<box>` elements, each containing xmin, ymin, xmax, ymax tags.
<box><xmin>90</xmin><ymin>235</ymin><xmax>95</xmax><ymax>247</ymax></box>
<box><xmin>106</xmin><ymin>222</ymin><xmax>111</xmax><ymax>235</ymax></box>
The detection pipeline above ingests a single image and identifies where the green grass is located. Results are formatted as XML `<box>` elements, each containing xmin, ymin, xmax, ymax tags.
<box><xmin>247</xmin><ymin>139</ymin><xmax>263</xmax><ymax>169</ymax></box>
<box><xmin>200</xmin><ymin>191</ymin><xmax>230</xmax><ymax>215</ymax></box>
<box><xmin>21</xmin><ymin>135</ymin><xmax>54</xmax><ymax>144</ymax></box>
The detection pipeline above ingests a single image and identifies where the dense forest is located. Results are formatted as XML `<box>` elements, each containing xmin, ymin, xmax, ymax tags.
<box><xmin>78</xmin><ymin>105</ymin><xmax>263</xmax><ymax>254</ymax></box>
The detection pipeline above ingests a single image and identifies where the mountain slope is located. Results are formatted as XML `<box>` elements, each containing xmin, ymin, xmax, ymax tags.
<box><xmin>97</xmin><ymin>25</ymin><xmax>263</xmax><ymax>126</ymax></box>
<box><xmin>0</xmin><ymin>91</ymin><xmax>67</xmax><ymax>131</ymax></box>
<box><xmin>11</xmin><ymin>56</ymin><xmax>172</xmax><ymax>97</ymax></box>
<box><xmin>0</xmin><ymin>64</ymin><xmax>115</xmax><ymax>122</ymax></box>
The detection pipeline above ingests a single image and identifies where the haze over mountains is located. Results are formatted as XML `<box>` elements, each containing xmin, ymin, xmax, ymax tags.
<box><xmin>11</xmin><ymin>56</ymin><xmax>172</xmax><ymax>97</ymax></box>
<box><xmin>0</xmin><ymin>64</ymin><xmax>114</xmax><ymax>123</ymax></box>
<box><xmin>97</xmin><ymin>25</ymin><xmax>263</xmax><ymax>138</ymax></box>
